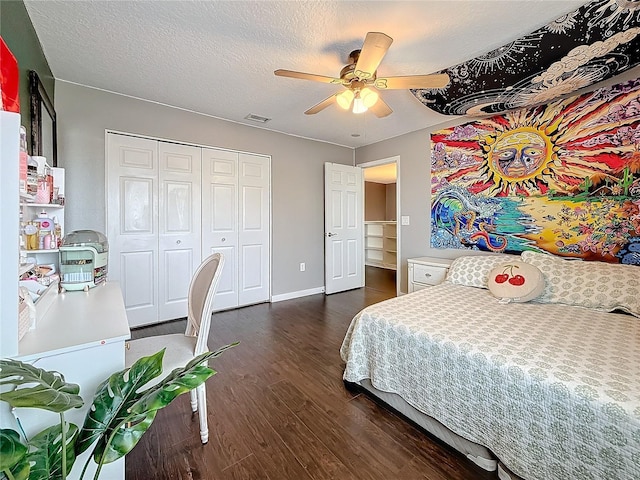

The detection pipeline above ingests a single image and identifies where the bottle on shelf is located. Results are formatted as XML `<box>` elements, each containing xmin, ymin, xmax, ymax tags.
<box><xmin>53</xmin><ymin>216</ymin><xmax>62</xmax><ymax>248</ymax></box>
<box><xmin>19</xmin><ymin>126</ymin><xmax>28</xmax><ymax>195</ymax></box>
<box><xmin>35</xmin><ymin>173</ymin><xmax>51</xmax><ymax>204</ymax></box>
<box><xmin>33</xmin><ymin>210</ymin><xmax>54</xmax><ymax>250</ymax></box>
<box><xmin>25</xmin><ymin>222</ymin><xmax>38</xmax><ymax>250</ymax></box>
<box><xmin>46</xmin><ymin>164</ymin><xmax>54</xmax><ymax>204</ymax></box>
<box><xmin>43</xmin><ymin>233</ymin><xmax>52</xmax><ymax>250</ymax></box>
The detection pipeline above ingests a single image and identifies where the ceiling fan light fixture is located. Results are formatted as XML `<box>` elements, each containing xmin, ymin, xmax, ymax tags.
<box><xmin>360</xmin><ymin>87</ymin><xmax>379</xmax><ymax>108</ymax></box>
<box><xmin>352</xmin><ymin>94</ymin><xmax>368</xmax><ymax>114</ymax></box>
<box><xmin>337</xmin><ymin>89</ymin><xmax>354</xmax><ymax>109</ymax></box>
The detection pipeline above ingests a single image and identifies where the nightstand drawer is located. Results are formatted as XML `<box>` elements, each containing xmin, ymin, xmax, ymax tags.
<box><xmin>412</xmin><ymin>264</ymin><xmax>447</xmax><ymax>286</ymax></box>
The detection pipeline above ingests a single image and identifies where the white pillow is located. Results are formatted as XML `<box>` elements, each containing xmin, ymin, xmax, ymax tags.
<box><xmin>487</xmin><ymin>261</ymin><xmax>545</xmax><ymax>303</ymax></box>
<box><xmin>521</xmin><ymin>250</ymin><xmax>640</xmax><ymax>316</ymax></box>
<box><xmin>446</xmin><ymin>254</ymin><xmax>520</xmax><ymax>289</ymax></box>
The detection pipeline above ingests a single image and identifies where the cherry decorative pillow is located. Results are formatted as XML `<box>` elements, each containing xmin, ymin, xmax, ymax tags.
<box><xmin>487</xmin><ymin>262</ymin><xmax>545</xmax><ymax>303</ymax></box>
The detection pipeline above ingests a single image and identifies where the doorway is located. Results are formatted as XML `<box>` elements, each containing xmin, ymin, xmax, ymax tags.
<box><xmin>361</xmin><ymin>157</ymin><xmax>399</xmax><ymax>296</ymax></box>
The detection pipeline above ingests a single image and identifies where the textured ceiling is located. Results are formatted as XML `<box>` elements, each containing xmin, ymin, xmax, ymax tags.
<box><xmin>25</xmin><ymin>0</ymin><xmax>596</xmax><ymax>148</ymax></box>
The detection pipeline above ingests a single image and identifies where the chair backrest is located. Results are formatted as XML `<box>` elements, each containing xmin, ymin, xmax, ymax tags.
<box><xmin>185</xmin><ymin>253</ymin><xmax>224</xmax><ymax>355</ymax></box>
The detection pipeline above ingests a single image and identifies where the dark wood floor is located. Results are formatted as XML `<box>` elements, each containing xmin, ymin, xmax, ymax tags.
<box><xmin>126</xmin><ymin>287</ymin><xmax>496</xmax><ymax>480</ymax></box>
<box><xmin>365</xmin><ymin>265</ymin><xmax>396</xmax><ymax>294</ymax></box>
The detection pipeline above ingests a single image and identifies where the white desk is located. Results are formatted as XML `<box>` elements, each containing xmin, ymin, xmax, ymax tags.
<box><xmin>3</xmin><ymin>282</ymin><xmax>130</xmax><ymax>480</ymax></box>
<box><xmin>18</xmin><ymin>281</ymin><xmax>130</xmax><ymax>360</ymax></box>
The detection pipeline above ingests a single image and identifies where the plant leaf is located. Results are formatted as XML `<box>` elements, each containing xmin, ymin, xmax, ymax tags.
<box><xmin>26</xmin><ymin>423</ymin><xmax>78</xmax><ymax>480</ymax></box>
<box><xmin>0</xmin><ymin>455</ymin><xmax>30</xmax><ymax>480</ymax></box>
<box><xmin>98</xmin><ymin>363</ymin><xmax>214</xmax><ymax>464</ymax></box>
<box><xmin>78</xmin><ymin>343</ymin><xmax>237</xmax><ymax>465</ymax></box>
<box><xmin>0</xmin><ymin>359</ymin><xmax>83</xmax><ymax>413</ymax></box>
<box><xmin>92</xmin><ymin>409</ymin><xmax>158</xmax><ymax>465</ymax></box>
<box><xmin>0</xmin><ymin>429</ymin><xmax>28</xmax><ymax>473</ymax></box>
<box><xmin>75</xmin><ymin>349</ymin><xmax>165</xmax><ymax>455</ymax></box>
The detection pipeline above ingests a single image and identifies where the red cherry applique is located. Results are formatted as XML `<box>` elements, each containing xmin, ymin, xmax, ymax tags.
<box><xmin>494</xmin><ymin>274</ymin><xmax>509</xmax><ymax>284</ymax></box>
<box><xmin>509</xmin><ymin>274</ymin><xmax>525</xmax><ymax>286</ymax></box>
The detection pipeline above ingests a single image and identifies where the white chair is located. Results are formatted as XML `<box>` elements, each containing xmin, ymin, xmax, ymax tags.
<box><xmin>125</xmin><ymin>253</ymin><xmax>224</xmax><ymax>444</ymax></box>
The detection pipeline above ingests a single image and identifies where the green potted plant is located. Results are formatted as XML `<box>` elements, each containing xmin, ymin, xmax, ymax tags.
<box><xmin>0</xmin><ymin>343</ymin><xmax>236</xmax><ymax>480</ymax></box>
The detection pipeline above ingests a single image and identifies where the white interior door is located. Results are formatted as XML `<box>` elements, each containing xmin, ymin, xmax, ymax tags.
<box><xmin>324</xmin><ymin>162</ymin><xmax>364</xmax><ymax>294</ymax></box>
<box><xmin>201</xmin><ymin>148</ymin><xmax>239</xmax><ymax>310</ymax></box>
<box><xmin>107</xmin><ymin>134</ymin><xmax>159</xmax><ymax>327</ymax></box>
<box><xmin>238</xmin><ymin>153</ymin><xmax>270</xmax><ymax>305</ymax></box>
<box><xmin>158</xmin><ymin>142</ymin><xmax>202</xmax><ymax>321</ymax></box>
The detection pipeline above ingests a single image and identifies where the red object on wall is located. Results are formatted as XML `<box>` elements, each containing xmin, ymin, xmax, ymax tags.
<box><xmin>0</xmin><ymin>36</ymin><xmax>20</xmax><ymax>113</ymax></box>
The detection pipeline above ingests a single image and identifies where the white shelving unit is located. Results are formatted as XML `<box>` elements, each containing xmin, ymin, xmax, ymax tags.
<box><xmin>364</xmin><ymin>221</ymin><xmax>397</xmax><ymax>270</ymax></box>
<box><xmin>382</xmin><ymin>222</ymin><xmax>397</xmax><ymax>269</ymax></box>
<box><xmin>20</xmin><ymin>200</ymin><xmax>65</xmax><ymax>268</ymax></box>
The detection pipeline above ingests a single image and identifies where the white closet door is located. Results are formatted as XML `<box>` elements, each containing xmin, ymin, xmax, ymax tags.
<box><xmin>238</xmin><ymin>153</ymin><xmax>270</xmax><ymax>305</ymax></box>
<box><xmin>158</xmin><ymin>142</ymin><xmax>202</xmax><ymax>321</ymax></box>
<box><xmin>201</xmin><ymin>148</ymin><xmax>239</xmax><ymax>310</ymax></box>
<box><xmin>107</xmin><ymin>134</ymin><xmax>159</xmax><ymax>327</ymax></box>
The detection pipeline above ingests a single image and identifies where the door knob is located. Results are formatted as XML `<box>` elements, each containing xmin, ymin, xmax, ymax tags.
<box><xmin>221</xmin><ymin>237</ymin><xmax>226</xmax><ymax>242</ymax></box>
<box><xmin>176</xmin><ymin>240</ymin><xmax>181</xmax><ymax>244</ymax></box>
<box><xmin>327</xmin><ymin>232</ymin><xmax>337</xmax><ymax>237</ymax></box>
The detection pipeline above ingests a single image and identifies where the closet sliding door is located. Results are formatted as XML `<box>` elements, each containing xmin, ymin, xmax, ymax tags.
<box><xmin>238</xmin><ymin>153</ymin><xmax>270</xmax><ymax>306</ymax></box>
<box><xmin>107</xmin><ymin>134</ymin><xmax>160</xmax><ymax>327</ymax></box>
<box><xmin>107</xmin><ymin>134</ymin><xmax>202</xmax><ymax>327</ymax></box>
<box><xmin>158</xmin><ymin>142</ymin><xmax>202</xmax><ymax>321</ymax></box>
<box><xmin>201</xmin><ymin>148</ymin><xmax>270</xmax><ymax>310</ymax></box>
<box><xmin>201</xmin><ymin>148</ymin><xmax>239</xmax><ymax>310</ymax></box>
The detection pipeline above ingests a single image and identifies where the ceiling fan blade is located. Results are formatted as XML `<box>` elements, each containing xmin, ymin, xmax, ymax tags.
<box><xmin>304</xmin><ymin>94</ymin><xmax>338</xmax><ymax>115</ymax></box>
<box><xmin>369</xmin><ymin>97</ymin><xmax>392</xmax><ymax>118</ymax></box>
<box><xmin>354</xmin><ymin>32</ymin><xmax>393</xmax><ymax>80</ymax></box>
<box><xmin>274</xmin><ymin>69</ymin><xmax>343</xmax><ymax>84</ymax></box>
<box><xmin>375</xmin><ymin>73</ymin><xmax>451</xmax><ymax>90</ymax></box>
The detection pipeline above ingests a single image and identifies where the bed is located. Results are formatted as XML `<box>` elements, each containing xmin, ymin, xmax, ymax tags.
<box><xmin>340</xmin><ymin>252</ymin><xmax>640</xmax><ymax>480</ymax></box>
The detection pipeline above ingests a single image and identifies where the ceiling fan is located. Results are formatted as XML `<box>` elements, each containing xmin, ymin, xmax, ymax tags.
<box><xmin>274</xmin><ymin>32</ymin><xmax>450</xmax><ymax>118</ymax></box>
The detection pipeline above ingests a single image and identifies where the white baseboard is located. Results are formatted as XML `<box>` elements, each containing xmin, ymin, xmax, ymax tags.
<box><xmin>271</xmin><ymin>286</ymin><xmax>325</xmax><ymax>303</ymax></box>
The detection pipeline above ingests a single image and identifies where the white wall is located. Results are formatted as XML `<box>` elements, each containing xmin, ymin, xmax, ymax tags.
<box><xmin>54</xmin><ymin>82</ymin><xmax>353</xmax><ymax>297</ymax></box>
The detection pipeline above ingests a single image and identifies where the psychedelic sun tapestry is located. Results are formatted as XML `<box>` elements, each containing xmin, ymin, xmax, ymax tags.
<box><xmin>430</xmin><ymin>77</ymin><xmax>640</xmax><ymax>265</ymax></box>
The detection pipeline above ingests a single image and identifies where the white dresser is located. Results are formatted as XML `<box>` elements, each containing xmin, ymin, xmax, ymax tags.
<box><xmin>407</xmin><ymin>257</ymin><xmax>453</xmax><ymax>292</ymax></box>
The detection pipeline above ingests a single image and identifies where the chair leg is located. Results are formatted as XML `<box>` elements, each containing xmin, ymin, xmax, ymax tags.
<box><xmin>196</xmin><ymin>384</ymin><xmax>208</xmax><ymax>444</ymax></box>
<box><xmin>190</xmin><ymin>389</ymin><xmax>197</xmax><ymax>413</ymax></box>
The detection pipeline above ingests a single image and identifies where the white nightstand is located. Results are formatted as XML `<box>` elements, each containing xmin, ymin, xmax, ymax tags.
<box><xmin>407</xmin><ymin>257</ymin><xmax>453</xmax><ymax>292</ymax></box>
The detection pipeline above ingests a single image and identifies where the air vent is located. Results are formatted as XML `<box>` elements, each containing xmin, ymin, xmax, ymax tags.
<box><xmin>244</xmin><ymin>114</ymin><xmax>271</xmax><ymax>123</ymax></box>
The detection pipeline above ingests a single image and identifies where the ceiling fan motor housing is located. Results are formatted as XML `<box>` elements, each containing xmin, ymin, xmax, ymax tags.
<box><xmin>340</xmin><ymin>50</ymin><xmax>376</xmax><ymax>86</ymax></box>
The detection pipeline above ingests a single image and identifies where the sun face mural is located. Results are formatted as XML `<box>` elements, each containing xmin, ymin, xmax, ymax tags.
<box><xmin>485</xmin><ymin>127</ymin><xmax>554</xmax><ymax>186</ymax></box>
<box><xmin>430</xmin><ymin>77</ymin><xmax>640</xmax><ymax>264</ymax></box>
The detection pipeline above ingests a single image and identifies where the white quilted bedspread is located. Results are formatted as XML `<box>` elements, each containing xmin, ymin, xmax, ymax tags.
<box><xmin>340</xmin><ymin>283</ymin><xmax>640</xmax><ymax>480</ymax></box>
